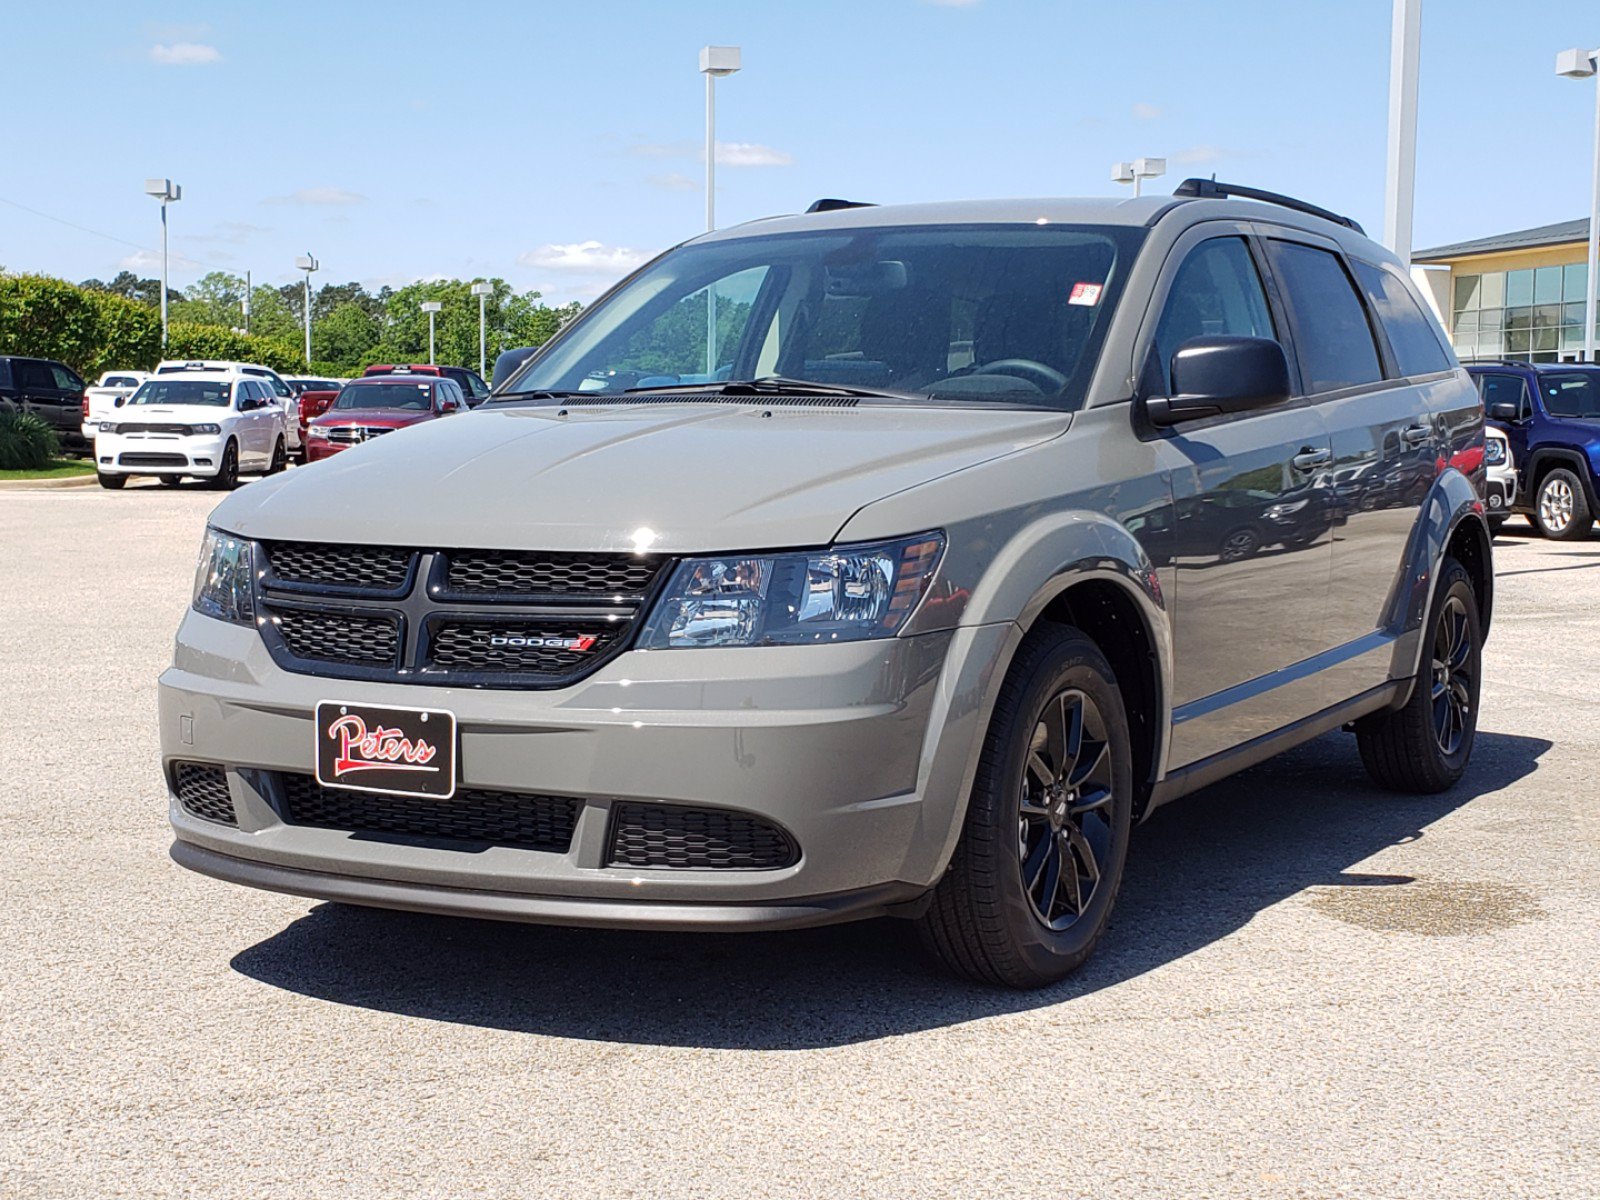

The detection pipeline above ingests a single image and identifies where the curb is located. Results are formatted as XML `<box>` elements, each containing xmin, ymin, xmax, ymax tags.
<box><xmin>0</xmin><ymin>473</ymin><xmax>100</xmax><ymax>491</ymax></box>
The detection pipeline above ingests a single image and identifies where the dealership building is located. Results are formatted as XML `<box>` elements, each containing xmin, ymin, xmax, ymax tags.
<box><xmin>1411</xmin><ymin>219</ymin><xmax>1595</xmax><ymax>363</ymax></box>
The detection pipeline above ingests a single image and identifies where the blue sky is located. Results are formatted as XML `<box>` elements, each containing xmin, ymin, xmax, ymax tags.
<box><xmin>3</xmin><ymin>0</ymin><xmax>1597</xmax><ymax>303</ymax></box>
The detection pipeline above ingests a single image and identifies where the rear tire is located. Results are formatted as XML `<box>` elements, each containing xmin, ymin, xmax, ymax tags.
<box><xmin>208</xmin><ymin>441</ymin><xmax>239</xmax><ymax>491</ymax></box>
<box><xmin>1355</xmin><ymin>558</ymin><xmax>1480</xmax><ymax>794</ymax></box>
<box><xmin>1533</xmin><ymin>468</ymin><xmax>1592</xmax><ymax>540</ymax></box>
<box><xmin>918</xmin><ymin>625</ymin><xmax>1134</xmax><ymax>988</ymax></box>
<box><xmin>96</xmin><ymin>472</ymin><xmax>126</xmax><ymax>490</ymax></box>
<box><xmin>267</xmin><ymin>437</ymin><xmax>286</xmax><ymax>475</ymax></box>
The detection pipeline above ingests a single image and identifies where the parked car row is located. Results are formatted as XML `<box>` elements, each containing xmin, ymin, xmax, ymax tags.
<box><xmin>1471</xmin><ymin>360</ymin><xmax>1600</xmax><ymax>539</ymax></box>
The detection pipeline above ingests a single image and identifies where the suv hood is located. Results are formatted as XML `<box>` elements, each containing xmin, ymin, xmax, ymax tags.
<box><xmin>214</xmin><ymin>402</ymin><xmax>1069</xmax><ymax>551</ymax></box>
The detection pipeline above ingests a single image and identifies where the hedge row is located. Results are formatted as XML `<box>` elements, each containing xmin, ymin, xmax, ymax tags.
<box><xmin>0</xmin><ymin>274</ymin><xmax>303</xmax><ymax>377</ymax></box>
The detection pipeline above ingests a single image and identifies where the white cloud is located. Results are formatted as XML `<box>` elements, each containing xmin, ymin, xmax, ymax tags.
<box><xmin>1132</xmin><ymin>102</ymin><xmax>1162</xmax><ymax>121</ymax></box>
<box><xmin>626</xmin><ymin>138</ymin><xmax>793</xmax><ymax>168</ymax></box>
<box><xmin>263</xmin><ymin>187</ymin><xmax>367</xmax><ymax>206</ymax></box>
<box><xmin>715</xmin><ymin>141</ymin><xmax>793</xmax><ymax>167</ymax></box>
<box><xmin>647</xmin><ymin>172</ymin><xmax>700</xmax><ymax>192</ymax></box>
<box><xmin>149</xmin><ymin>42</ymin><xmax>220</xmax><ymax>66</ymax></box>
<box><xmin>517</xmin><ymin>242</ymin><xmax>654</xmax><ymax>274</ymax></box>
<box><xmin>118</xmin><ymin>248</ymin><xmax>203</xmax><ymax>272</ymax></box>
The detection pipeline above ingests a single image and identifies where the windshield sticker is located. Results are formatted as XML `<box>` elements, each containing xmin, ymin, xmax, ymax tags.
<box><xmin>1069</xmin><ymin>282</ymin><xmax>1103</xmax><ymax>307</ymax></box>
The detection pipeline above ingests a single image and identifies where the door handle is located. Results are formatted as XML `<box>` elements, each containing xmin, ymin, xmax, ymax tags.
<box><xmin>1291</xmin><ymin>447</ymin><xmax>1332</xmax><ymax>471</ymax></box>
<box><xmin>1401</xmin><ymin>424</ymin><xmax>1432</xmax><ymax>446</ymax></box>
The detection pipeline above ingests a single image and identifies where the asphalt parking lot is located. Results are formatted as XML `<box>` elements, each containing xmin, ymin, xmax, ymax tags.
<box><xmin>2</xmin><ymin>484</ymin><xmax>1596</xmax><ymax>1199</ymax></box>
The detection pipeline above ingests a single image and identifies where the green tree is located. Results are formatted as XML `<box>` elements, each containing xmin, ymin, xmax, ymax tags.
<box><xmin>314</xmin><ymin>302</ymin><xmax>379</xmax><ymax>371</ymax></box>
<box><xmin>247</xmin><ymin>285</ymin><xmax>300</xmax><ymax>345</ymax></box>
<box><xmin>171</xmin><ymin>271</ymin><xmax>248</xmax><ymax>329</ymax></box>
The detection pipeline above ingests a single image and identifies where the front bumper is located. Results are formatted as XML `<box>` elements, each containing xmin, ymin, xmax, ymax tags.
<box><xmin>97</xmin><ymin>432</ymin><xmax>225</xmax><ymax>475</ymax></box>
<box><xmin>161</xmin><ymin>609</ymin><xmax>1013</xmax><ymax>927</ymax></box>
<box><xmin>1484</xmin><ymin>471</ymin><xmax>1517</xmax><ymax>513</ymax></box>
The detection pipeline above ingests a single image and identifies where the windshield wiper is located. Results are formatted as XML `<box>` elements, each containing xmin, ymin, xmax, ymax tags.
<box><xmin>484</xmin><ymin>389</ymin><xmax>592</xmax><ymax>403</ymax></box>
<box><xmin>621</xmin><ymin>376</ymin><xmax>930</xmax><ymax>402</ymax></box>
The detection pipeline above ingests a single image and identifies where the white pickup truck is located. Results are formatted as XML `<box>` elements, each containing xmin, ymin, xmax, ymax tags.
<box><xmin>80</xmin><ymin>371</ymin><xmax>152</xmax><ymax>443</ymax></box>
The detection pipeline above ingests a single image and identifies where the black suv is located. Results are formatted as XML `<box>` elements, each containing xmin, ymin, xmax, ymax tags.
<box><xmin>0</xmin><ymin>355</ymin><xmax>88</xmax><ymax>453</ymax></box>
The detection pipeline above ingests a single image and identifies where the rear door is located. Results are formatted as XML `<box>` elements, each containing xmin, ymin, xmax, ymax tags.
<box><xmin>1144</xmin><ymin>226</ymin><xmax>1337</xmax><ymax>769</ymax></box>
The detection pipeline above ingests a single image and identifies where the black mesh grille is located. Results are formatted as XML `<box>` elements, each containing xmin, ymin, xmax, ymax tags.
<box><xmin>263</xmin><ymin>541</ymin><xmax>413</xmax><ymax>591</ymax></box>
<box><xmin>279</xmin><ymin>773</ymin><xmax>578</xmax><ymax>851</ymax></box>
<box><xmin>119</xmin><ymin>452</ymin><xmax>187</xmax><ymax>467</ymax></box>
<box><xmin>445</xmin><ymin>550</ymin><xmax>663</xmax><ymax>597</ymax></box>
<box><xmin>173</xmin><ymin>762</ymin><xmax>235</xmax><ymax>825</ymax></box>
<box><xmin>274</xmin><ymin>609</ymin><xmax>399</xmax><ymax>666</ymax></box>
<box><xmin>609</xmin><ymin>803</ymin><xmax>798</xmax><ymax>870</ymax></box>
<box><xmin>427</xmin><ymin>621</ymin><xmax>624</xmax><ymax>675</ymax></box>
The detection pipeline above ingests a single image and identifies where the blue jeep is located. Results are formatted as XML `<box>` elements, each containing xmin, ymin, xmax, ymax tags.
<box><xmin>1468</xmin><ymin>361</ymin><xmax>1600</xmax><ymax>540</ymax></box>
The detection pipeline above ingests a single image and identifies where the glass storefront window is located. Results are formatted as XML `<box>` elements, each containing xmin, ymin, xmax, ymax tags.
<box><xmin>1564</xmin><ymin>262</ymin><xmax>1588</xmax><ymax>304</ymax></box>
<box><xmin>1453</xmin><ymin>275</ymin><xmax>1482</xmax><ymax>311</ymax></box>
<box><xmin>1480</xmin><ymin>307</ymin><xmax>1505</xmax><ymax>331</ymax></box>
<box><xmin>1505</xmin><ymin>307</ymin><xmax>1534</xmax><ymax>331</ymax></box>
<box><xmin>1506</xmin><ymin>270</ymin><xmax>1535</xmax><ymax>307</ymax></box>
<box><xmin>1535</xmin><ymin>266</ymin><xmax>1564</xmax><ymax>305</ymax></box>
<box><xmin>1481</xmin><ymin>273</ymin><xmax>1506</xmax><ymax>307</ymax></box>
<box><xmin>1535</xmin><ymin>304</ymin><xmax>1563</xmax><ymax>329</ymax></box>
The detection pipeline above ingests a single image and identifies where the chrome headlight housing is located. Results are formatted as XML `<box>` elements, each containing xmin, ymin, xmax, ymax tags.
<box><xmin>190</xmin><ymin>423</ymin><xmax>222</xmax><ymax>436</ymax></box>
<box><xmin>1483</xmin><ymin>437</ymin><xmax>1506</xmax><ymax>465</ymax></box>
<box><xmin>192</xmin><ymin>528</ymin><xmax>256</xmax><ymax>625</ymax></box>
<box><xmin>638</xmin><ymin>533</ymin><xmax>944</xmax><ymax>649</ymax></box>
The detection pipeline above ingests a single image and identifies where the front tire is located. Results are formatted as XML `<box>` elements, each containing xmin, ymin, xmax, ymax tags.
<box><xmin>158</xmin><ymin>475</ymin><xmax>183</xmax><ymax>487</ymax></box>
<box><xmin>1355</xmin><ymin>558</ymin><xmax>1481</xmax><ymax>793</ymax></box>
<box><xmin>96</xmin><ymin>472</ymin><xmax>126</xmax><ymax>490</ymax></box>
<box><xmin>919</xmin><ymin>625</ymin><xmax>1134</xmax><ymax>988</ymax></box>
<box><xmin>267</xmin><ymin>437</ymin><xmax>286</xmax><ymax>475</ymax></box>
<box><xmin>1533</xmin><ymin>468</ymin><xmax>1592</xmax><ymax>540</ymax></box>
<box><xmin>208</xmin><ymin>440</ymin><xmax>239</xmax><ymax>491</ymax></box>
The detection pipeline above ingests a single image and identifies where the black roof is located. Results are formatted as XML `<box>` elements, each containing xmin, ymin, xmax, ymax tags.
<box><xmin>1413</xmin><ymin>219</ymin><xmax>1589</xmax><ymax>262</ymax></box>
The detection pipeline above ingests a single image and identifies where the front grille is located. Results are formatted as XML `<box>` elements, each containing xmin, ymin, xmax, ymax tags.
<box><xmin>252</xmin><ymin>543</ymin><xmax>671</xmax><ymax>689</ymax></box>
<box><xmin>325</xmin><ymin>425</ymin><xmax>396</xmax><ymax>444</ymax></box>
<box><xmin>278</xmin><ymin>773</ymin><xmax>578</xmax><ymax>851</ymax></box>
<box><xmin>445</xmin><ymin>551</ymin><xmax>663</xmax><ymax>598</ymax></box>
<box><xmin>273</xmin><ymin>608</ymin><xmax>399</xmax><ymax>666</ymax></box>
<box><xmin>113</xmin><ymin>422</ymin><xmax>195</xmax><ymax>435</ymax></box>
<box><xmin>173</xmin><ymin>762</ymin><xmax>236</xmax><ymax>825</ymax></box>
<box><xmin>119</xmin><ymin>452</ymin><xmax>187</xmax><ymax>467</ymax></box>
<box><xmin>263</xmin><ymin>541</ymin><xmax>413</xmax><ymax>591</ymax></box>
<box><xmin>609</xmin><ymin>803</ymin><xmax>798</xmax><ymax>870</ymax></box>
<box><xmin>427</xmin><ymin>620</ymin><xmax>625</xmax><ymax>675</ymax></box>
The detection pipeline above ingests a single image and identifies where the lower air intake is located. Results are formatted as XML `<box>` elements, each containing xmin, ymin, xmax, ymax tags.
<box><xmin>608</xmin><ymin>802</ymin><xmax>799</xmax><ymax>870</ymax></box>
<box><xmin>173</xmin><ymin>762</ymin><xmax>236</xmax><ymax>825</ymax></box>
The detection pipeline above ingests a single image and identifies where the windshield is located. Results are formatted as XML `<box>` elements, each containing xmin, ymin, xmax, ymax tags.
<box><xmin>506</xmin><ymin>223</ymin><xmax>1142</xmax><ymax>408</ymax></box>
<box><xmin>128</xmin><ymin>379</ymin><xmax>231</xmax><ymax>407</ymax></box>
<box><xmin>1540</xmin><ymin>371</ymin><xmax>1600</xmax><ymax>419</ymax></box>
<box><xmin>334</xmin><ymin>382</ymin><xmax>433</xmax><ymax>411</ymax></box>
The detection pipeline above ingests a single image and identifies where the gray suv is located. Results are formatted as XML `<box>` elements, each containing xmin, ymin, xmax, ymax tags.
<box><xmin>162</xmin><ymin>181</ymin><xmax>1491</xmax><ymax>987</ymax></box>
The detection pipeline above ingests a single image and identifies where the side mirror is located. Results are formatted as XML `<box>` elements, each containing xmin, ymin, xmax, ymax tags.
<box><xmin>1488</xmin><ymin>402</ymin><xmax>1520</xmax><ymax>422</ymax></box>
<box><xmin>1144</xmin><ymin>336</ymin><xmax>1291</xmax><ymax>427</ymax></box>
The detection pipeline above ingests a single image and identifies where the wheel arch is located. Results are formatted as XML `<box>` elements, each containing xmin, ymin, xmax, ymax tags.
<box><xmin>1525</xmin><ymin>446</ymin><xmax>1599</xmax><ymax>512</ymax></box>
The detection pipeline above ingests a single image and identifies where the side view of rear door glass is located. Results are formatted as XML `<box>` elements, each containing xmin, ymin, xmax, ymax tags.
<box><xmin>1263</xmin><ymin>240</ymin><xmax>1383</xmax><ymax>393</ymax></box>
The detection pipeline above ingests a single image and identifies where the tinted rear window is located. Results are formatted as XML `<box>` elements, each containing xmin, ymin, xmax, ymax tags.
<box><xmin>1265</xmin><ymin>241</ymin><xmax>1383</xmax><ymax>393</ymax></box>
<box><xmin>1352</xmin><ymin>261</ymin><xmax>1454</xmax><ymax>376</ymax></box>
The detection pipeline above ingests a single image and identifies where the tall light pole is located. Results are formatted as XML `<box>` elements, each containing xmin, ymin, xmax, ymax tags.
<box><xmin>242</xmin><ymin>268</ymin><xmax>252</xmax><ymax>335</ymax></box>
<box><xmin>1383</xmin><ymin>0</ymin><xmax>1423</xmax><ymax>265</ymax></box>
<box><xmin>471</xmin><ymin>281</ymin><xmax>492</xmax><ymax>379</ymax></box>
<box><xmin>295</xmin><ymin>254</ymin><xmax>319</xmax><ymax>366</ymax></box>
<box><xmin>421</xmin><ymin>301</ymin><xmax>442</xmax><ymax>365</ymax></box>
<box><xmin>1558</xmin><ymin>46</ymin><xmax>1600</xmax><ymax>363</ymax></box>
<box><xmin>1112</xmin><ymin>157</ymin><xmax>1166</xmax><ymax>198</ymax></box>
<box><xmin>143</xmin><ymin>179</ymin><xmax>181</xmax><ymax>347</ymax></box>
<box><xmin>700</xmin><ymin>46</ymin><xmax>740</xmax><ymax>379</ymax></box>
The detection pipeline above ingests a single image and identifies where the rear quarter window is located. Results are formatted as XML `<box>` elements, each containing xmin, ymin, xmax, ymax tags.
<box><xmin>1352</xmin><ymin>260</ymin><xmax>1454</xmax><ymax>376</ymax></box>
<box><xmin>1264</xmin><ymin>240</ymin><xmax>1384</xmax><ymax>393</ymax></box>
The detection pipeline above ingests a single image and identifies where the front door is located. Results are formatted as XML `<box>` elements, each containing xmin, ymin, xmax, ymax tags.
<box><xmin>1478</xmin><ymin>370</ymin><xmax>1532</xmax><ymax>491</ymax></box>
<box><xmin>1145</xmin><ymin>231</ymin><xmax>1337</xmax><ymax>769</ymax></box>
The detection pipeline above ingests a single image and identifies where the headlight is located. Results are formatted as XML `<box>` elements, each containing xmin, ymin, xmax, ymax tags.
<box><xmin>1484</xmin><ymin>439</ymin><xmax>1506</xmax><ymax>465</ymax></box>
<box><xmin>308</xmin><ymin>427</ymin><xmax>329</xmax><ymax>440</ymax></box>
<box><xmin>190</xmin><ymin>423</ymin><xmax>221</xmax><ymax>435</ymax></box>
<box><xmin>99</xmin><ymin>422</ymin><xmax>118</xmax><ymax>433</ymax></box>
<box><xmin>1264</xmin><ymin>499</ymin><xmax>1309</xmax><ymax>520</ymax></box>
<box><xmin>638</xmin><ymin>533</ymin><xmax>944</xmax><ymax>649</ymax></box>
<box><xmin>192</xmin><ymin>528</ymin><xmax>256</xmax><ymax>625</ymax></box>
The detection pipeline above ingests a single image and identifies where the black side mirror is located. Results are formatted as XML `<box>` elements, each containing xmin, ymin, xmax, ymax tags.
<box><xmin>1488</xmin><ymin>402</ymin><xmax>1520</xmax><ymax>422</ymax></box>
<box><xmin>1144</xmin><ymin>336</ymin><xmax>1291</xmax><ymax>427</ymax></box>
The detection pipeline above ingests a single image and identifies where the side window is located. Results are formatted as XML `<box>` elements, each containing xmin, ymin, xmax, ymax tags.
<box><xmin>16</xmin><ymin>360</ymin><xmax>54</xmax><ymax>390</ymax></box>
<box><xmin>1152</xmin><ymin>238</ymin><xmax>1276</xmax><ymax>391</ymax></box>
<box><xmin>1352</xmin><ymin>261</ymin><xmax>1454</xmax><ymax>376</ymax></box>
<box><xmin>1478</xmin><ymin>373</ymin><xmax>1529</xmax><ymax>419</ymax></box>
<box><xmin>50</xmin><ymin>365</ymin><xmax>84</xmax><ymax>391</ymax></box>
<box><xmin>1264</xmin><ymin>240</ymin><xmax>1384</xmax><ymax>393</ymax></box>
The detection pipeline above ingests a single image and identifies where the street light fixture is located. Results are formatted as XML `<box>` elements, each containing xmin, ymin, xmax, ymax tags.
<box><xmin>470</xmin><ymin>282</ymin><xmax>493</xmax><ymax>379</ymax></box>
<box><xmin>421</xmin><ymin>301</ymin><xmax>443</xmax><ymax>365</ymax></box>
<box><xmin>1558</xmin><ymin>46</ymin><xmax>1600</xmax><ymax>362</ymax></box>
<box><xmin>143</xmin><ymin>178</ymin><xmax>181</xmax><ymax>347</ymax></box>
<box><xmin>295</xmin><ymin>254</ymin><xmax>319</xmax><ymax>366</ymax></box>
<box><xmin>1111</xmin><ymin>157</ymin><xmax>1165</xmax><ymax>198</ymax></box>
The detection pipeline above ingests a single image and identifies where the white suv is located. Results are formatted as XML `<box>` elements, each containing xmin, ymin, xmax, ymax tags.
<box><xmin>95</xmin><ymin>371</ymin><xmax>288</xmax><ymax>489</ymax></box>
<box><xmin>155</xmin><ymin>360</ymin><xmax>304</xmax><ymax>459</ymax></box>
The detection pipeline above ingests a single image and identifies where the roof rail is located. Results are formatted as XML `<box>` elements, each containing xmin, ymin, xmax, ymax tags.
<box><xmin>806</xmin><ymin>198</ymin><xmax>875</xmax><ymax>214</ymax></box>
<box><xmin>1172</xmin><ymin>178</ymin><xmax>1365</xmax><ymax>235</ymax></box>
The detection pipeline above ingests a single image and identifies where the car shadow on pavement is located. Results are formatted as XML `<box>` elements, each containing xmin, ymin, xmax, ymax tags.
<box><xmin>231</xmin><ymin>730</ymin><xmax>1550</xmax><ymax>1049</ymax></box>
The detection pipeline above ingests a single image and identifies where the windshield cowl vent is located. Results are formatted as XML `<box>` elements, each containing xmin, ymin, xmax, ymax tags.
<box><xmin>550</xmin><ymin>394</ymin><xmax>861</xmax><ymax>409</ymax></box>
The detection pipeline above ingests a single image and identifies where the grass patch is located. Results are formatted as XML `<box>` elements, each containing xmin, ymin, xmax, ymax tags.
<box><xmin>0</xmin><ymin>458</ymin><xmax>97</xmax><ymax>480</ymax></box>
